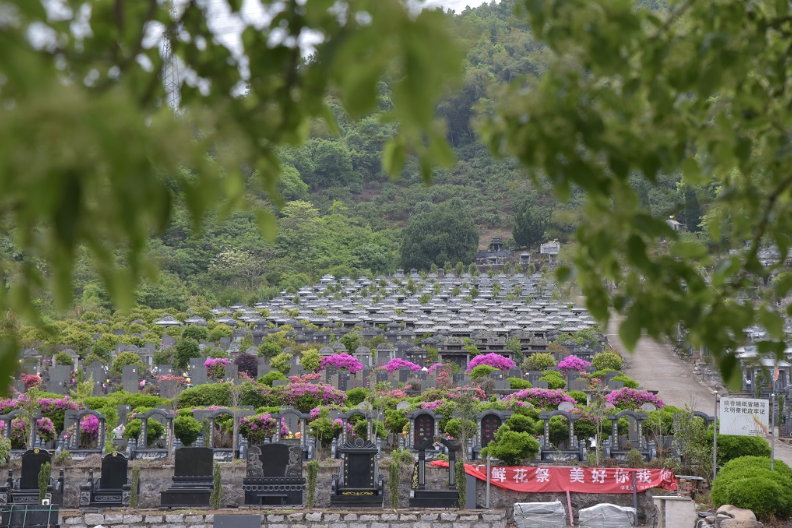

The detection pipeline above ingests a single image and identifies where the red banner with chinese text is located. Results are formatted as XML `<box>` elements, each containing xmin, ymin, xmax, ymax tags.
<box><xmin>429</xmin><ymin>461</ymin><xmax>677</xmax><ymax>494</ymax></box>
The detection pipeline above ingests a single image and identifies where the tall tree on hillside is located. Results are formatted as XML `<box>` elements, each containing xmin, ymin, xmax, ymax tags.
<box><xmin>399</xmin><ymin>199</ymin><xmax>479</xmax><ymax>271</ymax></box>
<box><xmin>512</xmin><ymin>206</ymin><xmax>551</xmax><ymax>249</ymax></box>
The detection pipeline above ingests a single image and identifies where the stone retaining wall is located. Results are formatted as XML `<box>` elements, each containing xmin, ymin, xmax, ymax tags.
<box><xmin>61</xmin><ymin>510</ymin><xmax>507</xmax><ymax>528</ymax></box>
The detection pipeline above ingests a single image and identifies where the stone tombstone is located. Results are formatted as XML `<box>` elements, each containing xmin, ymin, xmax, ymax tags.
<box><xmin>325</xmin><ymin>366</ymin><xmax>338</xmax><ymax>382</ymax></box>
<box><xmin>558</xmin><ymin>402</ymin><xmax>575</xmax><ymax>412</ymax></box>
<box><xmin>189</xmin><ymin>358</ymin><xmax>203</xmax><ymax>371</ymax></box>
<box><xmin>396</xmin><ymin>401</ymin><xmax>411</xmax><ymax>411</ymax></box>
<box><xmin>13</xmin><ymin>380</ymin><xmax>25</xmax><ymax>395</ymax></box>
<box><xmin>398</xmin><ymin>367</ymin><xmax>411</xmax><ymax>383</ymax></box>
<box><xmin>480</xmin><ymin>414</ymin><xmax>502</xmax><ymax>447</ymax></box>
<box><xmin>21</xmin><ymin>449</ymin><xmax>51</xmax><ymax>490</ymax></box>
<box><xmin>347</xmin><ymin>379</ymin><xmax>363</xmax><ymax>390</ymax></box>
<box><xmin>63</xmin><ymin>410</ymin><xmax>79</xmax><ymax>437</ymax></box>
<box><xmin>607</xmin><ymin>380</ymin><xmax>624</xmax><ymax>390</ymax></box>
<box><xmin>508</xmin><ymin>367</ymin><xmax>522</xmax><ymax>379</ymax></box>
<box><xmin>494</xmin><ymin>379</ymin><xmax>510</xmax><ymax>391</ymax></box>
<box><xmin>47</xmin><ymin>378</ymin><xmax>66</xmax><ymax>395</ymax></box>
<box><xmin>214</xmin><ymin>515</ymin><xmax>261</xmax><ymax>528</ymax></box>
<box><xmin>413</xmin><ymin>414</ymin><xmax>434</xmax><ymax>445</ymax></box>
<box><xmin>191</xmin><ymin>367</ymin><xmax>208</xmax><ymax>386</ymax></box>
<box><xmin>258</xmin><ymin>359</ymin><xmax>271</xmax><ymax>376</ymax></box>
<box><xmin>255</xmin><ymin>443</ymin><xmax>297</xmax><ymax>477</ymax></box>
<box><xmin>174</xmin><ymin>446</ymin><xmax>213</xmax><ymax>478</ymax></box>
<box><xmin>101</xmin><ymin>451</ymin><xmax>129</xmax><ymax>490</ymax></box>
<box><xmin>641</xmin><ymin>403</ymin><xmax>657</xmax><ymax>412</ymax></box>
<box><xmin>122</xmin><ymin>365</ymin><xmax>139</xmax><ymax>393</ymax></box>
<box><xmin>603</xmin><ymin>371</ymin><xmax>619</xmax><ymax>383</ymax></box>
<box><xmin>50</xmin><ymin>365</ymin><xmax>71</xmax><ymax>382</ymax></box>
<box><xmin>220</xmin><ymin>337</ymin><xmax>231</xmax><ymax>349</ymax></box>
<box><xmin>534</xmin><ymin>380</ymin><xmax>549</xmax><ymax>389</ymax></box>
<box><xmin>117</xmin><ymin>405</ymin><xmax>131</xmax><ymax>426</ymax></box>
<box><xmin>570</xmin><ymin>379</ymin><xmax>588</xmax><ymax>392</ymax></box>
<box><xmin>87</xmin><ymin>364</ymin><xmax>105</xmax><ymax>395</ymax></box>
<box><xmin>161</xmin><ymin>336</ymin><xmax>176</xmax><ymax>348</ymax></box>
<box><xmin>337</xmin><ymin>373</ymin><xmax>348</xmax><ymax>392</ymax></box>
<box><xmin>415</xmin><ymin>371</ymin><xmax>427</xmax><ymax>381</ymax></box>
<box><xmin>281</xmin><ymin>413</ymin><xmax>300</xmax><ymax>437</ymax></box>
<box><xmin>159</xmin><ymin>365</ymin><xmax>173</xmax><ymax>376</ymax></box>
<box><xmin>272</xmin><ymin>380</ymin><xmax>287</xmax><ymax>387</ymax></box>
<box><xmin>527</xmin><ymin>371</ymin><xmax>542</xmax><ymax>385</ymax></box>
<box><xmin>375</xmin><ymin>370</ymin><xmax>388</xmax><ymax>385</ymax></box>
<box><xmin>345</xmin><ymin>441</ymin><xmax>376</xmax><ymax>489</ymax></box>
<box><xmin>224</xmin><ymin>364</ymin><xmax>238</xmax><ymax>381</ymax></box>
<box><xmin>160</xmin><ymin>380</ymin><xmax>179</xmax><ymax>399</ymax></box>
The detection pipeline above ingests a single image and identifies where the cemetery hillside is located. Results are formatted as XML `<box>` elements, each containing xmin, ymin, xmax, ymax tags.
<box><xmin>6</xmin><ymin>0</ymin><xmax>792</xmax><ymax>526</ymax></box>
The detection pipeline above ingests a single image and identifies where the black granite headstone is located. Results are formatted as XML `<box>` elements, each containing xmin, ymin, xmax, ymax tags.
<box><xmin>101</xmin><ymin>452</ymin><xmax>129</xmax><ymax>490</ymax></box>
<box><xmin>20</xmin><ymin>449</ymin><xmax>51</xmax><ymax>490</ymax></box>
<box><xmin>174</xmin><ymin>447</ymin><xmax>213</xmax><ymax>477</ymax></box>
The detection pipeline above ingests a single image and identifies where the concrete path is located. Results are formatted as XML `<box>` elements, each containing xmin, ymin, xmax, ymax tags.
<box><xmin>605</xmin><ymin>316</ymin><xmax>792</xmax><ymax>467</ymax></box>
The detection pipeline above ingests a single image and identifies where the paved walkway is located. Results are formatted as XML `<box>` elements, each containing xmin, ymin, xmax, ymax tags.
<box><xmin>605</xmin><ymin>316</ymin><xmax>792</xmax><ymax>467</ymax></box>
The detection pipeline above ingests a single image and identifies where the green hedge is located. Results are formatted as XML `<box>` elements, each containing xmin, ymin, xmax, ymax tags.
<box><xmin>712</xmin><ymin>456</ymin><xmax>792</xmax><ymax>519</ymax></box>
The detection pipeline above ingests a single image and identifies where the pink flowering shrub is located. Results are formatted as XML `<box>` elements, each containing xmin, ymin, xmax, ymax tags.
<box><xmin>557</xmin><ymin>355</ymin><xmax>592</xmax><ymax>374</ymax></box>
<box><xmin>38</xmin><ymin>396</ymin><xmax>83</xmax><ymax>433</ymax></box>
<box><xmin>466</xmin><ymin>353</ymin><xmax>516</xmax><ymax>372</ymax></box>
<box><xmin>320</xmin><ymin>353</ymin><xmax>363</xmax><ymax>373</ymax></box>
<box><xmin>503</xmin><ymin>388</ymin><xmax>576</xmax><ymax>409</ymax></box>
<box><xmin>288</xmin><ymin>372</ymin><xmax>322</xmax><ymax>383</ymax></box>
<box><xmin>421</xmin><ymin>400</ymin><xmax>444</xmax><ymax>412</ymax></box>
<box><xmin>238</xmin><ymin>413</ymin><xmax>289</xmax><ymax>444</ymax></box>
<box><xmin>280</xmin><ymin>382</ymin><xmax>346</xmax><ymax>412</ymax></box>
<box><xmin>426</xmin><ymin>363</ymin><xmax>445</xmax><ymax>373</ymax></box>
<box><xmin>20</xmin><ymin>373</ymin><xmax>41</xmax><ymax>389</ymax></box>
<box><xmin>205</xmin><ymin>357</ymin><xmax>231</xmax><ymax>379</ymax></box>
<box><xmin>2</xmin><ymin>418</ymin><xmax>56</xmax><ymax>448</ymax></box>
<box><xmin>79</xmin><ymin>414</ymin><xmax>100</xmax><ymax>447</ymax></box>
<box><xmin>158</xmin><ymin>374</ymin><xmax>184</xmax><ymax>384</ymax></box>
<box><xmin>382</xmin><ymin>358</ymin><xmax>422</xmax><ymax>373</ymax></box>
<box><xmin>606</xmin><ymin>388</ymin><xmax>664</xmax><ymax>410</ymax></box>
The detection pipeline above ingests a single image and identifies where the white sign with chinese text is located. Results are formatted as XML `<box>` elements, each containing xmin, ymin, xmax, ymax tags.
<box><xmin>719</xmin><ymin>397</ymin><xmax>769</xmax><ymax>437</ymax></box>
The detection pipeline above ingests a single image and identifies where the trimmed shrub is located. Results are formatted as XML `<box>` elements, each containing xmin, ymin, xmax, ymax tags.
<box><xmin>174</xmin><ymin>415</ymin><xmax>202</xmax><ymax>446</ymax></box>
<box><xmin>234</xmin><ymin>353</ymin><xmax>258</xmax><ymax>378</ymax></box>
<box><xmin>591</xmin><ymin>351</ymin><xmax>623</xmax><ymax>371</ymax></box>
<box><xmin>480</xmin><ymin>425</ymin><xmax>539</xmax><ymax>466</ymax></box>
<box><xmin>708</xmin><ymin>432</ymin><xmax>771</xmax><ymax>465</ymax></box>
<box><xmin>259</xmin><ymin>371</ymin><xmax>287</xmax><ymax>387</ymax></box>
<box><xmin>712</xmin><ymin>457</ymin><xmax>792</xmax><ymax>520</ymax></box>
<box><xmin>611</xmin><ymin>374</ymin><xmax>639</xmax><ymax>389</ymax></box>
<box><xmin>54</xmin><ymin>352</ymin><xmax>74</xmax><ymax>366</ymax></box>
<box><xmin>110</xmin><ymin>352</ymin><xmax>144</xmax><ymax>376</ymax></box>
<box><xmin>508</xmin><ymin>377</ymin><xmax>531</xmax><ymax>390</ymax></box>
<box><xmin>539</xmin><ymin>371</ymin><xmax>566</xmax><ymax>390</ymax></box>
<box><xmin>345</xmin><ymin>387</ymin><xmax>369</xmax><ymax>406</ymax></box>
<box><xmin>567</xmin><ymin>390</ymin><xmax>587</xmax><ymax>404</ymax></box>
<box><xmin>522</xmin><ymin>353</ymin><xmax>556</xmax><ymax>371</ymax></box>
<box><xmin>505</xmin><ymin>414</ymin><xmax>540</xmax><ymax>435</ymax></box>
<box><xmin>470</xmin><ymin>365</ymin><xmax>498</xmax><ymax>380</ymax></box>
<box><xmin>123</xmin><ymin>419</ymin><xmax>165</xmax><ymax>446</ymax></box>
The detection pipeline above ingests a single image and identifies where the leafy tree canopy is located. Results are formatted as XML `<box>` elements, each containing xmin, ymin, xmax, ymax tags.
<box><xmin>399</xmin><ymin>198</ymin><xmax>479</xmax><ymax>270</ymax></box>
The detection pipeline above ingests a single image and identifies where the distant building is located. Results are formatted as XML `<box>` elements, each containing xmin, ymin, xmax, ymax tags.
<box><xmin>540</xmin><ymin>241</ymin><xmax>561</xmax><ymax>263</ymax></box>
<box><xmin>476</xmin><ymin>237</ymin><xmax>513</xmax><ymax>266</ymax></box>
<box><xmin>665</xmin><ymin>219</ymin><xmax>687</xmax><ymax>232</ymax></box>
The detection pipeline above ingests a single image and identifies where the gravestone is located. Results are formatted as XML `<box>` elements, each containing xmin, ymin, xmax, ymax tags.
<box><xmin>375</xmin><ymin>370</ymin><xmax>388</xmax><ymax>385</ymax></box>
<box><xmin>272</xmin><ymin>380</ymin><xmax>287</xmax><ymax>387</ymax></box>
<box><xmin>161</xmin><ymin>336</ymin><xmax>176</xmax><ymax>349</ymax></box>
<box><xmin>508</xmin><ymin>367</ymin><xmax>522</xmax><ymax>379</ymax></box>
<box><xmin>398</xmin><ymin>368</ymin><xmax>410</xmax><ymax>383</ymax></box>
<box><xmin>480</xmin><ymin>414</ymin><xmax>502</xmax><ymax>448</ymax></box>
<box><xmin>396</xmin><ymin>402</ymin><xmax>411</xmax><ymax>411</ymax></box>
<box><xmin>160</xmin><ymin>380</ymin><xmax>179</xmax><ymax>399</ymax></box>
<box><xmin>191</xmin><ymin>367</ymin><xmax>208</xmax><ymax>386</ymax></box>
<box><xmin>534</xmin><ymin>380</ymin><xmax>549</xmax><ymax>389</ymax></box>
<box><xmin>122</xmin><ymin>365</ymin><xmax>139</xmax><ymax>393</ymax></box>
<box><xmin>243</xmin><ymin>443</ymin><xmax>304</xmax><ymax>505</ymax></box>
<box><xmin>413</xmin><ymin>414</ymin><xmax>434</xmax><ymax>446</ymax></box>
<box><xmin>21</xmin><ymin>449</ymin><xmax>51</xmax><ymax>490</ymax></box>
<box><xmin>79</xmin><ymin>451</ymin><xmax>132</xmax><ymax>507</ymax></box>
<box><xmin>224</xmin><ymin>364</ymin><xmax>238</xmax><ymax>381</ymax></box>
<box><xmin>330</xmin><ymin>438</ymin><xmax>383</xmax><ymax>507</ymax></box>
<box><xmin>159</xmin><ymin>365</ymin><xmax>173</xmax><ymax>376</ymax></box>
<box><xmin>160</xmin><ymin>447</ymin><xmax>214</xmax><ymax>507</ymax></box>
<box><xmin>570</xmin><ymin>379</ymin><xmax>588</xmax><ymax>392</ymax></box>
<box><xmin>87</xmin><ymin>363</ymin><xmax>105</xmax><ymax>396</ymax></box>
<box><xmin>607</xmin><ymin>380</ymin><xmax>624</xmax><ymax>390</ymax></box>
<box><xmin>258</xmin><ymin>359</ymin><xmax>271</xmax><ymax>377</ymax></box>
<box><xmin>337</xmin><ymin>373</ymin><xmax>348</xmax><ymax>392</ymax></box>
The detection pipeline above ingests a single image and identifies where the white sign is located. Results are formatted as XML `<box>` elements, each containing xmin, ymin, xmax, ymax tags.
<box><xmin>719</xmin><ymin>397</ymin><xmax>769</xmax><ymax>437</ymax></box>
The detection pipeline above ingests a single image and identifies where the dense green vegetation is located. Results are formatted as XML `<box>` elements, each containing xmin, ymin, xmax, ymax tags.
<box><xmin>11</xmin><ymin>0</ymin><xmax>698</xmax><ymax>318</ymax></box>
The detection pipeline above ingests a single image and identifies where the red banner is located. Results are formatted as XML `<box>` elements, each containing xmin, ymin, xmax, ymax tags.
<box><xmin>430</xmin><ymin>461</ymin><xmax>677</xmax><ymax>494</ymax></box>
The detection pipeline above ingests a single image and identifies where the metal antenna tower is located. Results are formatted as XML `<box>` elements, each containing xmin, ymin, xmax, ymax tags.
<box><xmin>162</xmin><ymin>1</ymin><xmax>181</xmax><ymax>109</ymax></box>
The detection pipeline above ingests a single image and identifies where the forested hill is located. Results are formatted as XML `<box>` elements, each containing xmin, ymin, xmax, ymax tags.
<box><xmin>56</xmin><ymin>0</ymin><xmax>694</xmax><ymax>314</ymax></box>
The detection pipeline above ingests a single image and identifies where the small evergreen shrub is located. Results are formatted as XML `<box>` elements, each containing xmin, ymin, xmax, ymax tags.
<box><xmin>388</xmin><ymin>460</ymin><xmax>400</xmax><ymax>509</ymax></box>
<box><xmin>539</xmin><ymin>371</ymin><xmax>566</xmax><ymax>390</ymax></box>
<box><xmin>522</xmin><ymin>353</ymin><xmax>556</xmax><ymax>371</ymax></box>
<box><xmin>567</xmin><ymin>390</ymin><xmax>587</xmax><ymax>404</ymax></box>
<box><xmin>712</xmin><ymin>457</ymin><xmax>792</xmax><ymax>520</ymax></box>
<box><xmin>610</xmin><ymin>374</ymin><xmax>639</xmax><ymax>389</ymax></box>
<box><xmin>480</xmin><ymin>425</ymin><xmax>540</xmax><ymax>465</ymax></box>
<box><xmin>174</xmin><ymin>415</ymin><xmax>202</xmax><ymax>446</ymax></box>
<box><xmin>591</xmin><ymin>351</ymin><xmax>623</xmax><ymax>371</ymax></box>
<box><xmin>259</xmin><ymin>371</ymin><xmax>287</xmax><ymax>387</ymax></box>
<box><xmin>708</xmin><ymin>433</ymin><xmax>771</xmax><ymax>465</ymax></box>
<box><xmin>306</xmin><ymin>460</ymin><xmax>318</xmax><ymax>508</ymax></box>
<box><xmin>455</xmin><ymin>459</ymin><xmax>466</xmax><ymax>509</ymax></box>
<box><xmin>345</xmin><ymin>387</ymin><xmax>369</xmax><ymax>406</ymax></box>
<box><xmin>470</xmin><ymin>365</ymin><xmax>498</xmax><ymax>380</ymax></box>
<box><xmin>210</xmin><ymin>462</ymin><xmax>222</xmax><ymax>509</ymax></box>
<box><xmin>130</xmin><ymin>467</ymin><xmax>140</xmax><ymax>507</ymax></box>
<box><xmin>508</xmin><ymin>377</ymin><xmax>531</xmax><ymax>390</ymax></box>
<box><xmin>38</xmin><ymin>462</ymin><xmax>50</xmax><ymax>503</ymax></box>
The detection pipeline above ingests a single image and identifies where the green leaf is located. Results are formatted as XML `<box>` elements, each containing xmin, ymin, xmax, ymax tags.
<box><xmin>681</xmin><ymin>157</ymin><xmax>702</xmax><ymax>185</ymax></box>
<box><xmin>618</xmin><ymin>314</ymin><xmax>641</xmax><ymax>352</ymax></box>
<box><xmin>556</xmin><ymin>266</ymin><xmax>574</xmax><ymax>283</ymax></box>
<box><xmin>383</xmin><ymin>137</ymin><xmax>406</xmax><ymax>178</ymax></box>
<box><xmin>256</xmin><ymin>209</ymin><xmax>278</xmax><ymax>243</ymax></box>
